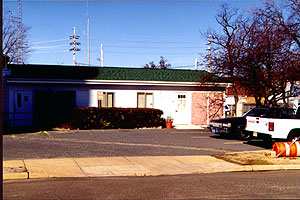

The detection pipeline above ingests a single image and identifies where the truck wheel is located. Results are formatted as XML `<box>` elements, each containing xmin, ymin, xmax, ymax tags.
<box><xmin>287</xmin><ymin>130</ymin><xmax>300</xmax><ymax>141</ymax></box>
<box><xmin>236</xmin><ymin>125</ymin><xmax>252</xmax><ymax>140</ymax></box>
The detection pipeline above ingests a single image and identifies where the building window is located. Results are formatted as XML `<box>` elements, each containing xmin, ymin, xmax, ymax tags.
<box><xmin>137</xmin><ymin>93</ymin><xmax>153</xmax><ymax>108</ymax></box>
<box><xmin>98</xmin><ymin>92</ymin><xmax>114</xmax><ymax>108</ymax></box>
<box><xmin>17</xmin><ymin>93</ymin><xmax>22</xmax><ymax>107</ymax></box>
<box><xmin>178</xmin><ymin>94</ymin><xmax>186</xmax><ymax>110</ymax></box>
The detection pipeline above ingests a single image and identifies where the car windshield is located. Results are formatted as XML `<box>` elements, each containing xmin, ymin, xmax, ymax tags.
<box><xmin>244</xmin><ymin>108</ymin><xmax>295</xmax><ymax>117</ymax></box>
<box><xmin>243</xmin><ymin>108</ymin><xmax>268</xmax><ymax>117</ymax></box>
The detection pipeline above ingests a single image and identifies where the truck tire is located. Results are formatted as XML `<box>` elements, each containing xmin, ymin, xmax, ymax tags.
<box><xmin>287</xmin><ymin>130</ymin><xmax>300</xmax><ymax>141</ymax></box>
<box><xmin>236</xmin><ymin>125</ymin><xmax>252</xmax><ymax>140</ymax></box>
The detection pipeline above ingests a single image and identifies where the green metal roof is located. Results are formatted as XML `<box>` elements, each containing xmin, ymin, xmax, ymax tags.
<box><xmin>6</xmin><ymin>64</ymin><xmax>222</xmax><ymax>83</ymax></box>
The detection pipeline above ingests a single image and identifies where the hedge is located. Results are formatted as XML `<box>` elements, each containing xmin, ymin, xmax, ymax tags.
<box><xmin>64</xmin><ymin>107</ymin><xmax>163</xmax><ymax>130</ymax></box>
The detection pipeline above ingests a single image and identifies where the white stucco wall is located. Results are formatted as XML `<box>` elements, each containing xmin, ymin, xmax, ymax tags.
<box><xmin>86</xmin><ymin>89</ymin><xmax>192</xmax><ymax>125</ymax></box>
<box><xmin>6</xmin><ymin>81</ymin><xmax>224</xmax><ymax>127</ymax></box>
<box><xmin>115</xmin><ymin>90</ymin><xmax>138</xmax><ymax>108</ymax></box>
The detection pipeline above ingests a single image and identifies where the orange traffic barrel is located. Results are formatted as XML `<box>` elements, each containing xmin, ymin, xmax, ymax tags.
<box><xmin>272</xmin><ymin>141</ymin><xmax>300</xmax><ymax>157</ymax></box>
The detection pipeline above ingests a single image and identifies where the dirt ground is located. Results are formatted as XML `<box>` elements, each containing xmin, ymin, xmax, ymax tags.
<box><xmin>214</xmin><ymin>151</ymin><xmax>300</xmax><ymax>165</ymax></box>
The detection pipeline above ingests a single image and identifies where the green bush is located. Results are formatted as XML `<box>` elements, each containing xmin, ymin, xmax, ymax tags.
<box><xmin>67</xmin><ymin>107</ymin><xmax>163</xmax><ymax>130</ymax></box>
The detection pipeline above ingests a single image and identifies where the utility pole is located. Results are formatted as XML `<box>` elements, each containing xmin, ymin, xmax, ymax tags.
<box><xmin>87</xmin><ymin>0</ymin><xmax>90</xmax><ymax>66</ymax></box>
<box><xmin>101</xmin><ymin>44</ymin><xmax>104</xmax><ymax>67</ymax></box>
<box><xmin>195</xmin><ymin>58</ymin><xmax>198</xmax><ymax>70</ymax></box>
<box><xmin>69</xmin><ymin>27</ymin><xmax>81</xmax><ymax>66</ymax></box>
<box><xmin>207</xmin><ymin>35</ymin><xmax>211</xmax><ymax>126</ymax></box>
<box><xmin>207</xmin><ymin>35</ymin><xmax>211</xmax><ymax>73</ymax></box>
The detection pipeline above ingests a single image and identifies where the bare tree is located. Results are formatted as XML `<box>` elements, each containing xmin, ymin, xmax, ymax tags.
<box><xmin>206</xmin><ymin>2</ymin><xmax>300</xmax><ymax>109</ymax></box>
<box><xmin>158</xmin><ymin>56</ymin><xmax>171</xmax><ymax>69</ymax></box>
<box><xmin>259</xmin><ymin>0</ymin><xmax>300</xmax><ymax>49</ymax></box>
<box><xmin>243</xmin><ymin>0</ymin><xmax>300</xmax><ymax>107</ymax></box>
<box><xmin>239</xmin><ymin>15</ymin><xmax>294</xmax><ymax>107</ymax></box>
<box><xmin>205</xmin><ymin>4</ymin><xmax>248</xmax><ymax>115</ymax></box>
<box><xmin>144</xmin><ymin>61</ymin><xmax>157</xmax><ymax>69</ymax></box>
<box><xmin>143</xmin><ymin>56</ymin><xmax>171</xmax><ymax>69</ymax></box>
<box><xmin>3</xmin><ymin>11</ymin><xmax>31</xmax><ymax>64</ymax></box>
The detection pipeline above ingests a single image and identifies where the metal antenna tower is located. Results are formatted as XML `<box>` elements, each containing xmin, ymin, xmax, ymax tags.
<box><xmin>17</xmin><ymin>0</ymin><xmax>22</xmax><ymax>63</ymax></box>
<box><xmin>87</xmin><ymin>0</ymin><xmax>90</xmax><ymax>66</ymax></box>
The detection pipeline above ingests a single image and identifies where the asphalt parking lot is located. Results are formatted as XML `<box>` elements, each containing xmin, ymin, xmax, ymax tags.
<box><xmin>3</xmin><ymin>128</ymin><xmax>270</xmax><ymax>160</ymax></box>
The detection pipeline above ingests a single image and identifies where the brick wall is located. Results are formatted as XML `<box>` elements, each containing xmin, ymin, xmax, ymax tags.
<box><xmin>191</xmin><ymin>92</ymin><xmax>224</xmax><ymax>125</ymax></box>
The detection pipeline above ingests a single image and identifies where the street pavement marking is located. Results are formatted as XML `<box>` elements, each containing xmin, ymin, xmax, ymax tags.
<box><xmin>9</xmin><ymin>131</ymin><xmax>48</xmax><ymax>139</ymax></box>
<box><xmin>42</xmin><ymin>131</ymin><xmax>54</xmax><ymax>139</ymax></box>
<box><xmin>169</xmin><ymin>131</ymin><xmax>205</xmax><ymax>134</ymax></box>
<box><xmin>224</xmin><ymin>141</ymin><xmax>245</xmax><ymax>144</ymax></box>
<box><xmin>21</xmin><ymin>137</ymin><xmax>230</xmax><ymax>153</ymax></box>
<box><xmin>192</xmin><ymin>136</ymin><xmax>210</xmax><ymax>139</ymax></box>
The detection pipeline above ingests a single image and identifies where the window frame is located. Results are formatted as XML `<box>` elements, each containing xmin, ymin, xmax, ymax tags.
<box><xmin>137</xmin><ymin>92</ymin><xmax>153</xmax><ymax>108</ymax></box>
<box><xmin>97</xmin><ymin>92</ymin><xmax>114</xmax><ymax>108</ymax></box>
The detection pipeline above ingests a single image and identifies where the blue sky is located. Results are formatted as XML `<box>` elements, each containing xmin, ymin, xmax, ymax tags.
<box><xmin>4</xmin><ymin>0</ymin><xmax>263</xmax><ymax>69</ymax></box>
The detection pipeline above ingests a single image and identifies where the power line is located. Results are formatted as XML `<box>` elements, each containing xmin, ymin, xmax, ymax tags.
<box><xmin>104</xmin><ymin>51</ymin><xmax>198</xmax><ymax>55</ymax></box>
<box><xmin>31</xmin><ymin>44</ymin><xmax>69</xmax><ymax>49</ymax></box>
<box><xmin>101</xmin><ymin>39</ymin><xmax>200</xmax><ymax>44</ymax></box>
<box><xmin>104</xmin><ymin>45</ymin><xmax>200</xmax><ymax>49</ymax></box>
<box><xmin>31</xmin><ymin>50</ymin><xmax>69</xmax><ymax>54</ymax></box>
<box><xmin>5</xmin><ymin>0</ymin><xmax>202</xmax><ymax>2</ymax></box>
<box><xmin>172</xmin><ymin>65</ymin><xmax>194</xmax><ymax>69</ymax></box>
<box><xmin>32</xmin><ymin>38</ymin><xmax>69</xmax><ymax>44</ymax></box>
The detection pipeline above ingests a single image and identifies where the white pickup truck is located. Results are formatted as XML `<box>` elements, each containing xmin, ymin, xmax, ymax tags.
<box><xmin>245</xmin><ymin>107</ymin><xmax>300</xmax><ymax>141</ymax></box>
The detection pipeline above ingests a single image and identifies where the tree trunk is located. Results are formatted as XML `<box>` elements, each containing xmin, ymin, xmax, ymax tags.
<box><xmin>232</xmin><ymin>83</ymin><xmax>239</xmax><ymax>116</ymax></box>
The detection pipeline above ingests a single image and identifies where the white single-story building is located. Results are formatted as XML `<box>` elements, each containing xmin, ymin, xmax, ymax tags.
<box><xmin>3</xmin><ymin>64</ymin><xmax>227</xmax><ymax>128</ymax></box>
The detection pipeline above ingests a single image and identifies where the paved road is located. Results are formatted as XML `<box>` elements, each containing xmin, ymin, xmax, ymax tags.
<box><xmin>4</xmin><ymin>129</ymin><xmax>269</xmax><ymax>160</ymax></box>
<box><xmin>4</xmin><ymin>171</ymin><xmax>300</xmax><ymax>199</ymax></box>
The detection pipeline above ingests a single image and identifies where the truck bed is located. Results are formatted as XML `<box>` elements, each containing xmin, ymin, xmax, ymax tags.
<box><xmin>246</xmin><ymin>116</ymin><xmax>300</xmax><ymax>140</ymax></box>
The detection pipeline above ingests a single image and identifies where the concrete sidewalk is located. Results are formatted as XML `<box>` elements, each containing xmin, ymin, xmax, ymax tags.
<box><xmin>4</xmin><ymin>155</ymin><xmax>300</xmax><ymax>180</ymax></box>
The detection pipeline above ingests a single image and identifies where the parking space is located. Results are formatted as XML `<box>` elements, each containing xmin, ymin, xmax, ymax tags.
<box><xmin>3</xmin><ymin>129</ymin><xmax>270</xmax><ymax>160</ymax></box>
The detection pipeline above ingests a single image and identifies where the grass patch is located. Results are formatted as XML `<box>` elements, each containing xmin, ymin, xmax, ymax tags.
<box><xmin>213</xmin><ymin>151</ymin><xmax>300</xmax><ymax>165</ymax></box>
<box><xmin>214</xmin><ymin>154</ymin><xmax>274</xmax><ymax>165</ymax></box>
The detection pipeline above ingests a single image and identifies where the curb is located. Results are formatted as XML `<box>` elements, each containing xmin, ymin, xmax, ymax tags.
<box><xmin>5</xmin><ymin>165</ymin><xmax>300</xmax><ymax>180</ymax></box>
<box><xmin>3</xmin><ymin>156</ymin><xmax>300</xmax><ymax>180</ymax></box>
<box><xmin>250</xmin><ymin>164</ymin><xmax>300</xmax><ymax>171</ymax></box>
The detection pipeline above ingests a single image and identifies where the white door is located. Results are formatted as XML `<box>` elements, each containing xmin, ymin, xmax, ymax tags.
<box><xmin>13</xmin><ymin>90</ymin><xmax>33</xmax><ymax>126</ymax></box>
<box><xmin>174</xmin><ymin>94</ymin><xmax>190</xmax><ymax>124</ymax></box>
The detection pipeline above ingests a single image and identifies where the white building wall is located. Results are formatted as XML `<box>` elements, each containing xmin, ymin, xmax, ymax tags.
<box><xmin>6</xmin><ymin>83</ymin><xmax>198</xmax><ymax>127</ymax></box>
<box><xmin>115</xmin><ymin>90</ymin><xmax>137</xmax><ymax>108</ymax></box>
<box><xmin>84</xmin><ymin>89</ymin><xmax>192</xmax><ymax>125</ymax></box>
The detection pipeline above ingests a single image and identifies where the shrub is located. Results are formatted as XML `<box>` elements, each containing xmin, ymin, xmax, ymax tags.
<box><xmin>66</xmin><ymin>107</ymin><xmax>163</xmax><ymax>130</ymax></box>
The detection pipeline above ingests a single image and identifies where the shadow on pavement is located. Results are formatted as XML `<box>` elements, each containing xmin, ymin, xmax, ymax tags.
<box><xmin>210</xmin><ymin>135</ymin><xmax>237</xmax><ymax>140</ymax></box>
<box><xmin>245</xmin><ymin>140</ymin><xmax>273</xmax><ymax>149</ymax></box>
<box><xmin>210</xmin><ymin>135</ymin><xmax>273</xmax><ymax>149</ymax></box>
